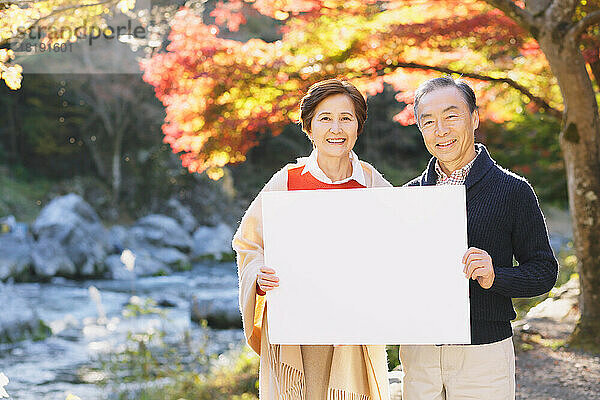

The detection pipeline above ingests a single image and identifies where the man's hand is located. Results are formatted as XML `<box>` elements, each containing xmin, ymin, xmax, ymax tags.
<box><xmin>462</xmin><ymin>247</ymin><xmax>495</xmax><ymax>289</ymax></box>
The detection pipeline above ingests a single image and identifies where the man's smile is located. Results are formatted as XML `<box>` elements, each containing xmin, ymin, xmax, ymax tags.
<box><xmin>436</xmin><ymin>139</ymin><xmax>457</xmax><ymax>148</ymax></box>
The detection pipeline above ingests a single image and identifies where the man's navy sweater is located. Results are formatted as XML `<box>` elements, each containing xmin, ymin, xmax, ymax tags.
<box><xmin>406</xmin><ymin>144</ymin><xmax>558</xmax><ymax>345</ymax></box>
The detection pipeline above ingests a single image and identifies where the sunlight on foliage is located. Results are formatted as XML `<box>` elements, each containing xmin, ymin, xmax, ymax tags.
<box><xmin>140</xmin><ymin>0</ymin><xmax>583</xmax><ymax>178</ymax></box>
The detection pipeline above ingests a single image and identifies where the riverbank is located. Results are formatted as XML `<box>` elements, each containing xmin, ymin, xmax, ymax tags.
<box><xmin>0</xmin><ymin>261</ymin><xmax>245</xmax><ymax>399</ymax></box>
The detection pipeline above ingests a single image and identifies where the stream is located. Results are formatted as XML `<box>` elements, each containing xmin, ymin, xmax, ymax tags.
<box><xmin>0</xmin><ymin>261</ymin><xmax>245</xmax><ymax>400</ymax></box>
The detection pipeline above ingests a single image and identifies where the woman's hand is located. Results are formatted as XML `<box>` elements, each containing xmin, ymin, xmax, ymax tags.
<box><xmin>256</xmin><ymin>267</ymin><xmax>280</xmax><ymax>295</ymax></box>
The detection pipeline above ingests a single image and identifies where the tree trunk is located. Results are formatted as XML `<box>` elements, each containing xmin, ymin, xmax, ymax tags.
<box><xmin>537</xmin><ymin>30</ymin><xmax>600</xmax><ymax>351</ymax></box>
<box><xmin>111</xmin><ymin>127</ymin><xmax>123</xmax><ymax>208</ymax></box>
<box><xmin>7</xmin><ymin>94</ymin><xmax>19</xmax><ymax>166</ymax></box>
<box><xmin>80</xmin><ymin>116</ymin><xmax>108</xmax><ymax>180</ymax></box>
<box><xmin>84</xmin><ymin>135</ymin><xmax>108</xmax><ymax>181</ymax></box>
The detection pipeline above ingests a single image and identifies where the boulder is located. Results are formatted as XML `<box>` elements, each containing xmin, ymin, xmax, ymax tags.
<box><xmin>525</xmin><ymin>276</ymin><xmax>579</xmax><ymax>322</ymax></box>
<box><xmin>105</xmin><ymin>251</ymin><xmax>171</xmax><ymax>280</ymax></box>
<box><xmin>163</xmin><ymin>197</ymin><xmax>199</xmax><ymax>233</ymax></box>
<box><xmin>32</xmin><ymin>194</ymin><xmax>110</xmax><ymax>277</ymax></box>
<box><xmin>106</xmin><ymin>221</ymin><xmax>190</xmax><ymax>277</ymax></box>
<box><xmin>0</xmin><ymin>215</ymin><xmax>18</xmax><ymax>235</ymax></box>
<box><xmin>0</xmin><ymin>282</ymin><xmax>51</xmax><ymax>343</ymax></box>
<box><xmin>157</xmin><ymin>296</ymin><xmax>179</xmax><ymax>308</ymax></box>
<box><xmin>130</xmin><ymin>214</ymin><xmax>193</xmax><ymax>253</ymax></box>
<box><xmin>108</xmin><ymin>225</ymin><xmax>129</xmax><ymax>254</ymax></box>
<box><xmin>190</xmin><ymin>296</ymin><xmax>241</xmax><ymax>329</ymax></box>
<box><xmin>514</xmin><ymin>276</ymin><xmax>581</xmax><ymax>339</ymax></box>
<box><xmin>151</xmin><ymin>247</ymin><xmax>190</xmax><ymax>270</ymax></box>
<box><xmin>31</xmin><ymin>238</ymin><xmax>76</xmax><ymax>277</ymax></box>
<box><xmin>0</xmin><ymin>224</ymin><xmax>34</xmax><ymax>280</ymax></box>
<box><xmin>128</xmin><ymin>252</ymin><xmax>171</xmax><ymax>277</ymax></box>
<box><xmin>0</xmin><ymin>215</ymin><xmax>14</xmax><ymax>230</ymax></box>
<box><xmin>191</xmin><ymin>223</ymin><xmax>234</xmax><ymax>260</ymax></box>
<box><xmin>104</xmin><ymin>254</ymin><xmax>135</xmax><ymax>280</ymax></box>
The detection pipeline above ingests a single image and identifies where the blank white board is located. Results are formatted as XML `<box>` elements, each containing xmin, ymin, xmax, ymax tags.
<box><xmin>262</xmin><ymin>186</ymin><xmax>470</xmax><ymax>345</ymax></box>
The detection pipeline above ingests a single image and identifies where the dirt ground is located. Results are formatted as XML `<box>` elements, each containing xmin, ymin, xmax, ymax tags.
<box><xmin>514</xmin><ymin>319</ymin><xmax>600</xmax><ymax>400</ymax></box>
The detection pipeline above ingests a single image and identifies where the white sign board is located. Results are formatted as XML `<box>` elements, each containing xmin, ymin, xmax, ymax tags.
<box><xmin>262</xmin><ymin>186</ymin><xmax>470</xmax><ymax>345</ymax></box>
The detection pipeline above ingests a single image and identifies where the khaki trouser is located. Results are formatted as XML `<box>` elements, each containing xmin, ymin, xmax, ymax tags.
<box><xmin>399</xmin><ymin>337</ymin><xmax>515</xmax><ymax>400</ymax></box>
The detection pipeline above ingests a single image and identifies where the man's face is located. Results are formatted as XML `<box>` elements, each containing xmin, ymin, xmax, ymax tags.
<box><xmin>417</xmin><ymin>86</ymin><xmax>479</xmax><ymax>173</ymax></box>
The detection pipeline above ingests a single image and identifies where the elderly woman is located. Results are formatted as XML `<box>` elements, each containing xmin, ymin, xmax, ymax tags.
<box><xmin>232</xmin><ymin>79</ymin><xmax>391</xmax><ymax>400</ymax></box>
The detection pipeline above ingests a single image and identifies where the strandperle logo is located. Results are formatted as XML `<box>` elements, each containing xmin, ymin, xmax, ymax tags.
<box><xmin>10</xmin><ymin>0</ymin><xmax>151</xmax><ymax>74</ymax></box>
<box><xmin>13</xmin><ymin>19</ymin><xmax>147</xmax><ymax>48</ymax></box>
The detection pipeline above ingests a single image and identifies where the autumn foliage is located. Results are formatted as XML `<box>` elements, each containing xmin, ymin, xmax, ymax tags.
<box><xmin>139</xmin><ymin>0</ymin><xmax>580</xmax><ymax>178</ymax></box>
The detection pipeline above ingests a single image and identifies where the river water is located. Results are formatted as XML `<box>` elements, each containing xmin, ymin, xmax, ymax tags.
<box><xmin>0</xmin><ymin>261</ymin><xmax>246</xmax><ymax>400</ymax></box>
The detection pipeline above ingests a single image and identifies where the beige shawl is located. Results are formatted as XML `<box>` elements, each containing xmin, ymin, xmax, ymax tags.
<box><xmin>233</xmin><ymin>158</ymin><xmax>392</xmax><ymax>400</ymax></box>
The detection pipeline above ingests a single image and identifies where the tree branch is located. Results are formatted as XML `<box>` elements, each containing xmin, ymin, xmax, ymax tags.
<box><xmin>568</xmin><ymin>10</ymin><xmax>600</xmax><ymax>42</ymax></box>
<box><xmin>484</xmin><ymin>0</ymin><xmax>535</xmax><ymax>32</ymax></box>
<box><xmin>375</xmin><ymin>61</ymin><xmax>562</xmax><ymax>119</ymax></box>
<box><xmin>29</xmin><ymin>0</ymin><xmax>119</xmax><ymax>27</ymax></box>
<box><xmin>548</xmin><ymin>0</ymin><xmax>579</xmax><ymax>22</ymax></box>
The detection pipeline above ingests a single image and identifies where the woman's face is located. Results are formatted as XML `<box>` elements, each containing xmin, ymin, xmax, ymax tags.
<box><xmin>309</xmin><ymin>93</ymin><xmax>359</xmax><ymax>159</ymax></box>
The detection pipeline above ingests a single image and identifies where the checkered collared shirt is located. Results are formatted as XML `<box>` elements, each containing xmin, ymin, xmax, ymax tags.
<box><xmin>434</xmin><ymin>148</ymin><xmax>481</xmax><ymax>185</ymax></box>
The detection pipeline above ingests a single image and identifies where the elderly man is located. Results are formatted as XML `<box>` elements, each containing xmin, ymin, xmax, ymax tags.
<box><xmin>400</xmin><ymin>76</ymin><xmax>558</xmax><ymax>399</ymax></box>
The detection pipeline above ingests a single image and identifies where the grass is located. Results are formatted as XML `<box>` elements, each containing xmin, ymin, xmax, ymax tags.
<box><xmin>191</xmin><ymin>252</ymin><xmax>237</xmax><ymax>263</ymax></box>
<box><xmin>96</xmin><ymin>327</ymin><xmax>259</xmax><ymax>400</ymax></box>
<box><xmin>387</xmin><ymin>345</ymin><xmax>401</xmax><ymax>370</ymax></box>
<box><xmin>134</xmin><ymin>347</ymin><xmax>259</xmax><ymax>400</ymax></box>
<box><xmin>90</xmin><ymin>297</ymin><xmax>258</xmax><ymax>400</ymax></box>
<box><xmin>0</xmin><ymin>319</ymin><xmax>52</xmax><ymax>343</ymax></box>
<box><xmin>514</xmin><ymin>331</ymin><xmax>568</xmax><ymax>352</ymax></box>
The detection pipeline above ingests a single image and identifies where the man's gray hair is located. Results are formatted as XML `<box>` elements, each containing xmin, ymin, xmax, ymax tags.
<box><xmin>413</xmin><ymin>76</ymin><xmax>478</xmax><ymax>124</ymax></box>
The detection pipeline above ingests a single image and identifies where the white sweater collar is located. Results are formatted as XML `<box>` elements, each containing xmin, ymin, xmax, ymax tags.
<box><xmin>300</xmin><ymin>149</ymin><xmax>366</xmax><ymax>186</ymax></box>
